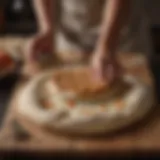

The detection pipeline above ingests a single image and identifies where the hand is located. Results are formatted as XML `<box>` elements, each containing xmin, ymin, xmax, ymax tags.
<box><xmin>24</xmin><ymin>31</ymin><xmax>52</xmax><ymax>62</ymax></box>
<box><xmin>23</xmin><ymin>31</ymin><xmax>53</xmax><ymax>76</ymax></box>
<box><xmin>91</xmin><ymin>49</ymin><xmax>122</xmax><ymax>85</ymax></box>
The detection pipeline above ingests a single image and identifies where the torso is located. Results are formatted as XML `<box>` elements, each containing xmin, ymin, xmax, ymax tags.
<box><xmin>54</xmin><ymin>0</ymin><xmax>152</xmax><ymax>61</ymax></box>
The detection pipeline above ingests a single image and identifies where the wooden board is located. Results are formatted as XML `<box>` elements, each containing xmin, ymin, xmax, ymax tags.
<box><xmin>0</xmin><ymin>53</ymin><xmax>160</xmax><ymax>155</ymax></box>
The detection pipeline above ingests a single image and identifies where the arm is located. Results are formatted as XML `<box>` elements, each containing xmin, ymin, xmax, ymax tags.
<box><xmin>24</xmin><ymin>0</ymin><xmax>55</xmax><ymax>75</ymax></box>
<box><xmin>97</xmin><ymin>0</ymin><xmax>130</xmax><ymax>57</ymax></box>
<box><xmin>92</xmin><ymin>0</ymin><xmax>130</xmax><ymax>83</ymax></box>
<box><xmin>32</xmin><ymin>0</ymin><xmax>55</xmax><ymax>33</ymax></box>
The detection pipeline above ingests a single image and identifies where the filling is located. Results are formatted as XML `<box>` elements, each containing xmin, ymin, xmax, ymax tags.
<box><xmin>39</xmin><ymin>68</ymin><xmax>131</xmax><ymax>110</ymax></box>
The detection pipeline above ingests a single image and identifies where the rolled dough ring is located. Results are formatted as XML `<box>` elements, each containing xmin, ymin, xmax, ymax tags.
<box><xmin>17</xmin><ymin>66</ymin><xmax>154</xmax><ymax>135</ymax></box>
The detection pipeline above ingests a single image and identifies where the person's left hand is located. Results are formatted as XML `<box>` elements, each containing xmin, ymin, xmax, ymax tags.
<box><xmin>91</xmin><ymin>48</ymin><xmax>122</xmax><ymax>85</ymax></box>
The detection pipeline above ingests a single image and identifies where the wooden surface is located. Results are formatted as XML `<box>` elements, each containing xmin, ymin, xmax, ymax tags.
<box><xmin>0</xmin><ymin>53</ymin><xmax>159</xmax><ymax>155</ymax></box>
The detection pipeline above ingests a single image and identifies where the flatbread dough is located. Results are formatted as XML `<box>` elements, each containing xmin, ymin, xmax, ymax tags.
<box><xmin>17</xmin><ymin>66</ymin><xmax>154</xmax><ymax>134</ymax></box>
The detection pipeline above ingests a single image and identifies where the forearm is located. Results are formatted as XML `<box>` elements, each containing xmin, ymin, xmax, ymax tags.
<box><xmin>97</xmin><ymin>0</ymin><xmax>130</xmax><ymax>55</ymax></box>
<box><xmin>32</xmin><ymin>0</ymin><xmax>55</xmax><ymax>33</ymax></box>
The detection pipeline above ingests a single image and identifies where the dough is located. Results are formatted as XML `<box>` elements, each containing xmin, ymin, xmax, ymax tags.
<box><xmin>17</xmin><ymin>66</ymin><xmax>154</xmax><ymax>134</ymax></box>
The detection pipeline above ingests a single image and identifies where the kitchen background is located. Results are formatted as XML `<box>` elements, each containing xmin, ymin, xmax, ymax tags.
<box><xmin>147</xmin><ymin>0</ymin><xmax>160</xmax><ymax>26</ymax></box>
<box><xmin>0</xmin><ymin>0</ymin><xmax>160</xmax><ymax>51</ymax></box>
<box><xmin>147</xmin><ymin>0</ymin><xmax>160</xmax><ymax>53</ymax></box>
<box><xmin>0</xmin><ymin>0</ymin><xmax>160</xmax><ymax>31</ymax></box>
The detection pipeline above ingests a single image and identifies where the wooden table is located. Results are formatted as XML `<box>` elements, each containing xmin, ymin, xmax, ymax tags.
<box><xmin>0</xmin><ymin>53</ymin><xmax>159</xmax><ymax>158</ymax></box>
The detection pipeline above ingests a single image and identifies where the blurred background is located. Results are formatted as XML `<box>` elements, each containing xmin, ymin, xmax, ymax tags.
<box><xmin>0</xmin><ymin>0</ymin><xmax>37</xmax><ymax>35</ymax></box>
<box><xmin>0</xmin><ymin>0</ymin><xmax>160</xmax><ymax>52</ymax></box>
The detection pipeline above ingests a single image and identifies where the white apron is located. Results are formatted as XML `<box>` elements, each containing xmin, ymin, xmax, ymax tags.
<box><xmin>54</xmin><ymin>0</ymin><xmax>153</xmax><ymax>60</ymax></box>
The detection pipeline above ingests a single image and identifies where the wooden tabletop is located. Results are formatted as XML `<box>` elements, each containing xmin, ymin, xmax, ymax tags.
<box><xmin>0</xmin><ymin>53</ymin><xmax>159</xmax><ymax>156</ymax></box>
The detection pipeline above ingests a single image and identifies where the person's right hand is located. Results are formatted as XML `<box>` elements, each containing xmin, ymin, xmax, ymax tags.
<box><xmin>91</xmin><ymin>48</ymin><xmax>123</xmax><ymax>86</ymax></box>
<box><xmin>23</xmin><ymin>31</ymin><xmax>53</xmax><ymax>75</ymax></box>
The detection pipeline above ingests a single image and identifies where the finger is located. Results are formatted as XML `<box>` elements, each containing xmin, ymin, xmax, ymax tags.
<box><xmin>104</xmin><ymin>62</ymin><xmax>121</xmax><ymax>86</ymax></box>
<box><xmin>93</xmin><ymin>64</ymin><xmax>105</xmax><ymax>82</ymax></box>
<box><xmin>114</xmin><ymin>63</ymin><xmax>124</xmax><ymax>80</ymax></box>
<box><xmin>102</xmin><ymin>62</ymin><xmax>111</xmax><ymax>77</ymax></box>
<box><xmin>90</xmin><ymin>58</ymin><xmax>100</xmax><ymax>80</ymax></box>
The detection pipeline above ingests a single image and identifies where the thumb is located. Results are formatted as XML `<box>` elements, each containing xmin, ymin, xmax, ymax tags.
<box><xmin>92</xmin><ymin>63</ymin><xmax>104</xmax><ymax>82</ymax></box>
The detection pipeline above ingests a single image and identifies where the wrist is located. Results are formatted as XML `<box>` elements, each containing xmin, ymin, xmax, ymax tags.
<box><xmin>97</xmin><ymin>34</ymin><xmax>118</xmax><ymax>54</ymax></box>
<box><xmin>39</xmin><ymin>24</ymin><xmax>52</xmax><ymax>35</ymax></box>
<box><xmin>96</xmin><ymin>43</ymin><xmax>116</xmax><ymax>59</ymax></box>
